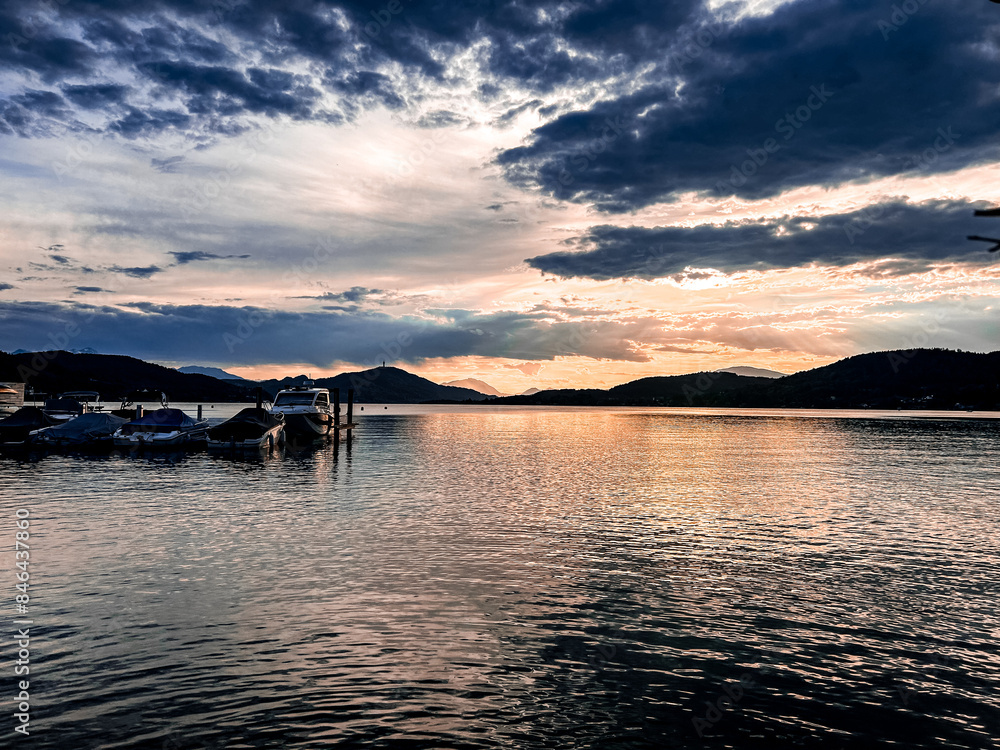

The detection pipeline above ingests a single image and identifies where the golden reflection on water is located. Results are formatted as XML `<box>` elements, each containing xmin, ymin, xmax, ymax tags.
<box><xmin>3</xmin><ymin>408</ymin><xmax>999</xmax><ymax>749</ymax></box>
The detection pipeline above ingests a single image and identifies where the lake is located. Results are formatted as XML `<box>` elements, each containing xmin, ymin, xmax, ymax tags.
<box><xmin>3</xmin><ymin>406</ymin><xmax>999</xmax><ymax>749</ymax></box>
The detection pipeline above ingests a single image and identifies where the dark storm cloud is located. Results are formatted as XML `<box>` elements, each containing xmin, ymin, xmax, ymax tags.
<box><xmin>0</xmin><ymin>0</ymin><xmax>704</xmax><ymax>141</ymax></box>
<box><xmin>168</xmin><ymin>251</ymin><xmax>251</xmax><ymax>264</ymax></box>
<box><xmin>72</xmin><ymin>286</ymin><xmax>105</xmax><ymax>294</ymax></box>
<box><xmin>61</xmin><ymin>83</ymin><xmax>129</xmax><ymax>109</ymax></box>
<box><xmin>0</xmin><ymin>283</ymin><xmax>14</xmax><ymax>291</ymax></box>
<box><xmin>527</xmin><ymin>200</ymin><xmax>989</xmax><ymax>280</ymax></box>
<box><xmin>498</xmin><ymin>0</ymin><xmax>1000</xmax><ymax>210</ymax></box>
<box><xmin>0</xmin><ymin>300</ymin><xmax>659</xmax><ymax>365</ymax></box>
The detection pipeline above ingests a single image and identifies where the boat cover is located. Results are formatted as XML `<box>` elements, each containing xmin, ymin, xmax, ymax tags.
<box><xmin>123</xmin><ymin>408</ymin><xmax>201</xmax><ymax>430</ymax></box>
<box><xmin>40</xmin><ymin>412</ymin><xmax>127</xmax><ymax>442</ymax></box>
<box><xmin>0</xmin><ymin>407</ymin><xmax>57</xmax><ymax>442</ymax></box>
<box><xmin>208</xmin><ymin>408</ymin><xmax>282</xmax><ymax>441</ymax></box>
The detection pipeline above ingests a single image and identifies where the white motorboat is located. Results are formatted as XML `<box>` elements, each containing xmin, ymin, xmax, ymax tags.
<box><xmin>270</xmin><ymin>383</ymin><xmax>334</xmax><ymax>438</ymax></box>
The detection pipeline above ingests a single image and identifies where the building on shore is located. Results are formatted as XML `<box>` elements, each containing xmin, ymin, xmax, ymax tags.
<box><xmin>0</xmin><ymin>382</ymin><xmax>25</xmax><ymax>411</ymax></box>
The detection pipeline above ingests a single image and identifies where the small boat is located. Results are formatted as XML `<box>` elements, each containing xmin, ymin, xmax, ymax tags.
<box><xmin>31</xmin><ymin>412</ymin><xmax>127</xmax><ymax>449</ymax></box>
<box><xmin>111</xmin><ymin>390</ymin><xmax>168</xmax><ymax>419</ymax></box>
<box><xmin>43</xmin><ymin>396</ymin><xmax>85</xmax><ymax>422</ymax></box>
<box><xmin>113</xmin><ymin>408</ymin><xmax>209</xmax><ymax>449</ymax></box>
<box><xmin>0</xmin><ymin>406</ymin><xmax>59</xmax><ymax>448</ymax></box>
<box><xmin>61</xmin><ymin>391</ymin><xmax>104</xmax><ymax>411</ymax></box>
<box><xmin>271</xmin><ymin>383</ymin><xmax>335</xmax><ymax>438</ymax></box>
<box><xmin>207</xmin><ymin>407</ymin><xmax>284</xmax><ymax>451</ymax></box>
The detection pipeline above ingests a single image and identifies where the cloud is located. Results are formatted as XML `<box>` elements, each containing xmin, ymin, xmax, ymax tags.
<box><xmin>168</xmin><ymin>251</ymin><xmax>251</xmax><ymax>264</ymax></box>
<box><xmin>151</xmin><ymin>155</ymin><xmax>184</xmax><ymax>173</ymax></box>
<box><xmin>0</xmin><ymin>283</ymin><xmax>14</xmax><ymax>291</ymax></box>
<box><xmin>0</xmin><ymin>299</ymin><xmax>666</xmax><ymax>366</ymax></box>
<box><xmin>497</xmin><ymin>0</ymin><xmax>1000</xmax><ymax>210</ymax></box>
<box><xmin>527</xmin><ymin>199</ymin><xmax>990</xmax><ymax>279</ymax></box>
<box><xmin>108</xmin><ymin>265</ymin><xmax>163</xmax><ymax>278</ymax></box>
<box><xmin>72</xmin><ymin>286</ymin><xmax>105</xmax><ymax>294</ymax></box>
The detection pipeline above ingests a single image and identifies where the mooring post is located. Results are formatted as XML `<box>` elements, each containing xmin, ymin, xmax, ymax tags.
<box><xmin>347</xmin><ymin>389</ymin><xmax>354</xmax><ymax>426</ymax></box>
<box><xmin>334</xmin><ymin>388</ymin><xmax>341</xmax><ymax>428</ymax></box>
<box><xmin>256</xmin><ymin>387</ymin><xmax>263</xmax><ymax>409</ymax></box>
<box><xmin>135</xmin><ymin>405</ymin><xmax>143</xmax><ymax>419</ymax></box>
<box><xmin>197</xmin><ymin>404</ymin><xmax>203</xmax><ymax>420</ymax></box>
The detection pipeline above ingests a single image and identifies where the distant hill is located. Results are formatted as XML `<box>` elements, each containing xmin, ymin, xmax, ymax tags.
<box><xmin>444</xmin><ymin>378</ymin><xmax>508</xmax><ymax>397</ymax></box>
<box><xmin>716</xmin><ymin>366</ymin><xmax>785</xmax><ymax>379</ymax></box>
<box><xmin>519</xmin><ymin>387</ymin><xmax>541</xmax><ymax>396</ymax></box>
<box><xmin>0</xmin><ymin>351</ymin><xmax>254</xmax><ymax>402</ymax></box>
<box><xmin>259</xmin><ymin>367</ymin><xmax>489</xmax><ymax>403</ymax></box>
<box><xmin>177</xmin><ymin>365</ymin><xmax>247</xmax><ymax>381</ymax></box>
<box><xmin>497</xmin><ymin>349</ymin><xmax>1000</xmax><ymax>409</ymax></box>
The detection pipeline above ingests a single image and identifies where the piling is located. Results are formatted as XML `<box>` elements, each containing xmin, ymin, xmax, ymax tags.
<box><xmin>333</xmin><ymin>388</ymin><xmax>341</xmax><ymax>446</ymax></box>
<box><xmin>197</xmin><ymin>404</ymin><xmax>203</xmax><ymax>420</ymax></box>
<box><xmin>255</xmin><ymin>387</ymin><xmax>263</xmax><ymax>409</ymax></box>
<box><xmin>347</xmin><ymin>389</ymin><xmax>354</xmax><ymax>444</ymax></box>
<box><xmin>135</xmin><ymin>405</ymin><xmax>143</xmax><ymax>419</ymax></box>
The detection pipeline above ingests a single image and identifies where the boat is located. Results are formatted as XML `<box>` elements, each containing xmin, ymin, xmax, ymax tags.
<box><xmin>30</xmin><ymin>412</ymin><xmax>127</xmax><ymax>449</ymax></box>
<box><xmin>0</xmin><ymin>406</ymin><xmax>59</xmax><ymax>448</ymax></box>
<box><xmin>42</xmin><ymin>396</ymin><xmax>85</xmax><ymax>422</ymax></box>
<box><xmin>113</xmin><ymin>408</ymin><xmax>209</xmax><ymax>449</ymax></box>
<box><xmin>207</xmin><ymin>407</ymin><xmax>284</xmax><ymax>452</ymax></box>
<box><xmin>270</xmin><ymin>383</ymin><xmax>335</xmax><ymax>438</ymax></box>
<box><xmin>61</xmin><ymin>391</ymin><xmax>104</xmax><ymax>411</ymax></box>
<box><xmin>111</xmin><ymin>390</ymin><xmax>168</xmax><ymax>419</ymax></box>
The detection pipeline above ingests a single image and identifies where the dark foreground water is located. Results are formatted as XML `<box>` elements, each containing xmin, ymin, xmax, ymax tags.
<box><xmin>3</xmin><ymin>407</ymin><xmax>1000</xmax><ymax>749</ymax></box>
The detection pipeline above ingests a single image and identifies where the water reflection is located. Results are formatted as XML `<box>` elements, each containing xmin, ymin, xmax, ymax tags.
<box><xmin>2</xmin><ymin>410</ymin><xmax>998</xmax><ymax>749</ymax></box>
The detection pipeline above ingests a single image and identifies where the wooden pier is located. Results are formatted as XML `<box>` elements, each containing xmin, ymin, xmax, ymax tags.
<box><xmin>333</xmin><ymin>387</ymin><xmax>357</xmax><ymax>444</ymax></box>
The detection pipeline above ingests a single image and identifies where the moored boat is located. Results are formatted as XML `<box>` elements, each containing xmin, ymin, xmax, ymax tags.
<box><xmin>207</xmin><ymin>407</ymin><xmax>284</xmax><ymax>451</ymax></box>
<box><xmin>43</xmin><ymin>396</ymin><xmax>85</xmax><ymax>422</ymax></box>
<box><xmin>0</xmin><ymin>406</ymin><xmax>59</xmax><ymax>448</ymax></box>
<box><xmin>271</xmin><ymin>383</ymin><xmax>335</xmax><ymax>438</ymax></box>
<box><xmin>113</xmin><ymin>408</ymin><xmax>209</xmax><ymax>449</ymax></box>
<box><xmin>31</xmin><ymin>412</ymin><xmax>127</xmax><ymax>449</ymax></box>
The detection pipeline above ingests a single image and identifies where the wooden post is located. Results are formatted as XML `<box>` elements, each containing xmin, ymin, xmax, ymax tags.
<box><xmin>135</xmin><ymin>405</ymin><xmax>143</xmax><ymax>419</ymax></box>
<box><xmin>255</xmin><ymin>387</ymin><xmax>263</xmax><ymax>409</ymax></box>
<box><xmin>347</xmin><ymin>388</ymin><xmax>354</xmax><ymax>426</ymax></box>
<box><xmin>333</xmin><ymin>388</ymin><xmax>341</xmax><ymax>446</ymax></box>
<box><xmin>197</xmin><ymin>404</ymin><xmax>203</xmax><ymax>420</ymax></box>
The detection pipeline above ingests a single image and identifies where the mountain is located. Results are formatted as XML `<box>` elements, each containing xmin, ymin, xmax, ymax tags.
<box><xmin>716</xmin><ymin>366</ymin><xmax>785</xmax><ymax>379</ymax></box>
<box><xmin>259</xmin><ymin>367</ymin><xmax>489</xmax><ymax>403</ymax></box>
<box><xmin>0</xmin><ymin>351</ymin><xmax>254</xmax><ymax>402</ymax></box>
<box><xmin>177</xmin><ymin>365</ymin><xmax>248</xmax><ymax>381</ymax></box>
<box><xmin>496</xmin><ymin>349</ymin><xmax>1000</xmax><ymax>409</ymax></box>
<box><xmin>519</xmin><ymin>387</ymin><xmax>541</xmax><ymax>396</ymax></box>
<box><xmin>444</xmin><ymin>378</ymin><xmax>509</xmax><ymax>397</ymax></box>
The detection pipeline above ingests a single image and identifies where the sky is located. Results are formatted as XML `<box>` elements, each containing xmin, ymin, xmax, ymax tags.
<box><xmin>1</xmin><ymin>0</ymin><xmax>998</xmax><ymax>392</ymax></box>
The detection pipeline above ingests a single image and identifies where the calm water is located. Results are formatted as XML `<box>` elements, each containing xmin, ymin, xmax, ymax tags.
<box><xmin>3</xmin><ymin>407</ymin><xmax>1000</xmax><ymax>749</ymax></box>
